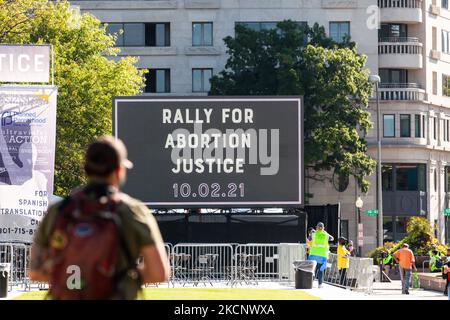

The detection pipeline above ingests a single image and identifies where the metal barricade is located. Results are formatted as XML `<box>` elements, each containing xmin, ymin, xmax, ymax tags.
<box><xmin>233</xmin><ymin>244</ymin><xmax>279</xmax><ymax>285</ymax></box>
<box><xmin>324</xmin><ymin>253</ymin><xmax>374</xmax><ymax>294</ymax></box>
<box><xmin>278</xmin><ymin>243</ymin><xmax>307</xmax><ymax>281</ymax></box>
<box><xmin>171</xmin><ymin>243</ymin><xmax>233</xmax><ymax>286</ymax></box>
<box><xmin>0</xmin><ymin>242</ymin><xmax>31</xmax><ymax>290</ymax></box>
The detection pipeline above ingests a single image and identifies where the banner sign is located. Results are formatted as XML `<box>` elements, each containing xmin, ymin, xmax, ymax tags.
<box><xmin>113</xmin><ymin>96</ymin><xmax>303</xmax><ymax>208</ymax></box>
<box><xmin>0</xmin><ymin>86</ymin><xmax>57</xmax><ymax>242</ymax></box>
<box><xmin>0</xmin><ymin>45</ymin><xmax>50</xmax><ymax>83</ymax></box>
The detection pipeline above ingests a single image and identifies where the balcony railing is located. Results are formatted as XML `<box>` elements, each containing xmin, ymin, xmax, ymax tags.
<box><xmin>379</xmin><ymin>83</ymin><xmax>421</xmax><ymax>88</ymax></box>
<box><xmin>378</xmin><ymin>0</ymin><xmax>422</xmax><ymax>8</ymax></box>
<box><xmin>378</xmin><ymin>42</ymin><xmax>423</xmax><ymax>55</ymax></box>
<box><xmin>378</xmin><ymin>37</ymin><xmax>420</xmax><ymax>43</ymax></box>
<box><xmin>377</xmin><ymin>83</ymin><xmax>426</xmax><ymax>101</ymax></box>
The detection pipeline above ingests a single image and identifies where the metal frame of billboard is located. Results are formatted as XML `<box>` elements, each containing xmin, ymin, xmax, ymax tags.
<box><xmin>113</xmin><ymin>96</ymin><xmax>304</xmax><ymax>209</ymax></box>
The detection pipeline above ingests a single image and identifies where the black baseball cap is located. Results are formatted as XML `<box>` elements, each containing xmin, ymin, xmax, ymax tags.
<box><xmin>84</xmin><ymin>136</ymin><xmax>133</xmax><ymax>178</ymax></box>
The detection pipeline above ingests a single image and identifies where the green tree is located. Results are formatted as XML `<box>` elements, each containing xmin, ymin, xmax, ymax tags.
<box><xmin>0</xmin><ymin>0</ymin><xmax>146</xmax><ymax>195</ymax></box>
<box><xmin>210</xmin><ymin>21</ymin><xmax>376</xmax><ymax>194</ymax></box>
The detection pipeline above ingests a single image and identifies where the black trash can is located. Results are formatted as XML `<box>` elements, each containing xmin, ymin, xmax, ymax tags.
<box><xmin>293</xmin><ymin>260</ymin><xmax>317</xmax><ymax>289</ymax></box>
<box><xmin>0</xmin><ymin>263</ymin><xmax>10</xmax><ymax>298</ymax></box>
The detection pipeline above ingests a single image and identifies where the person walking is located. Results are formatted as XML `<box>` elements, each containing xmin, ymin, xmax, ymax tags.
<box><xmin>307</xmin><ymin>222</ymin><xmax>334</xmax><ymax>288</ymax></box>
<box><xmin>29</xmin><ymin>136</ymin><xmax>170</xmax><ymax>299</ymax></box>
<box><xmin>393</xmin><ymin>243</ymin><xmax>417</xmax><ymax>295</ymax></box>
<box><xmin>337</xmin><ymin>237</ymin><xmax>350</xmax><ymax>286</ymax></box>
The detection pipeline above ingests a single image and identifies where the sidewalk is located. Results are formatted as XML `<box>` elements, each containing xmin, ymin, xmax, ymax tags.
<box><xmin>306</xmin><ymin>280</ymin><xmax>448</xmax><ymax>300</ymax></box>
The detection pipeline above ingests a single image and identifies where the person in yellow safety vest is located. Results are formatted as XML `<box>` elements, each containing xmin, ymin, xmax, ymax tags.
<box><xmin>306</xmin><ymin>227</ymin><xmax>315</xmax><ymax>259</ymax></box>
<box><xmin>382</xmin><ymin>251</ymin><xmax>394</xmax><ymax>276</ymax></box>
<box><xmin>307</xmin><ymin>222</ymin><xmax>334</xmax><ymax>288</ymax></box>
<box><xmin>429</xmin><ymin>250</ymin><xmax>443</xmax><ymax>272</ymax></box>
<box><xmin>337</xmin><ymin>237</ymin><xmax>350</xmax><ymax>287</ymax></box>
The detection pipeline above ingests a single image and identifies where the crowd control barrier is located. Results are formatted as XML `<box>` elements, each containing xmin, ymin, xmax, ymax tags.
<box><xmin>323</xmin><ymin>253</ymin><xmax>374</xmax><ymax>294</ymax></box>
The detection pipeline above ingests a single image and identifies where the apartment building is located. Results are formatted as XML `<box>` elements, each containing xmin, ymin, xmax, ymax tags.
<box><xmin>72</xmin><ymin>0</ymin><xmax>450</xmax><ymax>252</ymax></box>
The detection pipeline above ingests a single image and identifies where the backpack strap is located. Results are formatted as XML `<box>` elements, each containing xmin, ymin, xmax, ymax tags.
<box><xmin>105</xmin><ymin>195</ymin><xmax>143</xmax><ymax>298</ymax></box>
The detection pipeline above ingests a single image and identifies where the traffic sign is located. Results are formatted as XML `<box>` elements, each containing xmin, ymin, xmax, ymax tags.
<box><xmin>444</xmin><ymin>208</ymin><xmax>450</xmax><ymax>217</ymax></box>
<box><xmin>365</xmin><ymin>209</ymin><xmax>378</xmax><ymax>216</ymax></box>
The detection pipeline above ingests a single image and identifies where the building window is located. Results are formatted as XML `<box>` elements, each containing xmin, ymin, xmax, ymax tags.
<box><xmin>433</xmin><ymin>72</ymin><xmax>438</xmax><ymax>95</ymax></box>
<box><xmin>443</xmin><ymin>120</ymin><xmax>446</xmax><ymax>142</ymax></box>
<box><xmin>445</xmin><ymin>166</ymin><xmax>450</xmax><ymax>192</ymax></box>
<box><xmin>332</xmin><ymin>169</ymin><xmax>349</xmax><ymax>192</ymax></box>
<box><xmin>383</xmin><ymin>114</ymin><xmax>395</xmax><ymax>137</ymax></box>
<box><xmin>329</xmin><ymin>22</ymin><xmax>350</xmax><ymax>43</ymax></box>
<box><xmin>382</xmin><ymin>164</ymin><xmax>393</xmax><ymax>191</ymax></box>
<box><xmin>192</xmin><ymin>68</ymin><xmax>212</xmax><ymax>93</ymax></box>
<box><xmin>192</xmin><ymin>22</ymin><xmax>213</xmax><ymax>46</ymax></box>
<box><xmin>396</xmin><ymin>164</ymin><xmax>426</xmax><ymax>191</ymax></box>
<box><xmin>422</xmin><ymin>115</ymin><xmax>426</xmax><ymax>138</ymax></box>
<box><xmin>105</xmin><ymin>23</ymin><xmax>124</xmax><ymax>46</ymax></box>
<box><xmin>383</xmin><ymin>216</ymin><xmax>393</xmax><ymax>242</ymax></box>
<box><xmin>147</xmin><ymin>23</ymin><xmax>170</xmax><ymax>46</ymax></box>
<box><xmin>400</xmin><ymin>114</ymin><xmax>411</xmax><ymax>137</ymax></box>
<box><xmin>445</xmin><ymin>120</ymin><xmax>450</xmax><ymax>141</ymax></box>
<box><xmin>415</xmin><ymin>115</ymin><xmax>421</xmax><ymax>138</ymax></box>
<box><xmin>443</xmin><ymin>0</ymin><xmax>449</xmax><ymax>10</ymax></box>
<box><xmin>379</xmin><ymin>24</ymin><xmax>407</xmax><ymax>40</ymax></box>
<box><xmin>236</xmin><ymin>22</ymin><xmax>278</xmax><ymax>32</ymax></box>
<box><xmin>145</xmin><ymin>69</ymin><xmax>170</xmax><ymax>93</ymax></box>
<box><xmin>123</xmin><ymin>23</ymin><xmax>145</xmax><ymax>46</ymax></box>
<box><xmin>340</xmin><ymin>220</ymin><xmax>349</xmax><ymax>239</ymax></box>
<box><xmin>444</xmin><ymin>119</ymin><xmax>450</xmax><ymax>142</ymax></box>
<box><xmin>105</xmin><ymin>23</ymin><xmax>170</xmax><ymax>47</ymax></box>
<box><xmin>434</xmin><ymin>169</ymin><xmax>438</xmax><ymax>192</ymax></box>
<box><xmin>432</xmin><ymin>27</ymin><xmax>437</xmax><ymax>51</ymax></box>
<box><xmin>443</xmin><ymin>74</ymin><xmax>450</xmax><ymax>97</ymax></box>
<box><xmin>434</xmin><ymin>117</ymin><xmax>437</xmax><ymax>140</ymax></box>
<box><xmin>379</xmin><ymin>69</ymin><xmax>408</xmax><ymax>84</ymax></box>
<box><xmin>394</xmin><ymin>217</ymin><xmax>409</xmax><ymax>240</ymax></box>
<box><xmin>442</xmin><ymin>30</ymin><xmax>450</xmax><ymax>54</ymax></box>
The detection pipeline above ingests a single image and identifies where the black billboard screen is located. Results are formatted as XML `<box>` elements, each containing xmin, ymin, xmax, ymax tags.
<box><xmin>113</xmin><ymin>96</ymin><xmax>303</xmax><ymax>208</ymax></box>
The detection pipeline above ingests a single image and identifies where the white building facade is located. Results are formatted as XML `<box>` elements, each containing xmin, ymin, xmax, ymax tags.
<box><xmin>73</xmin><ymin>0</ymin><xmax>450</xmax><ymax>253</ymax></box>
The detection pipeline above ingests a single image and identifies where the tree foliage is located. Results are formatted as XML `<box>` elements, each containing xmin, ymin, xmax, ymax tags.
<box><xmin>210</xmin><ymin>21</ymin><xmax>376</xmax><ymax>193</ymax></box>
<box><xmin>369</xmin><ymin>217</ymin><xmax>448</xmax><ymax>261</ymax></box>
<box><xmin>0</xmin><ymin>0</ymin><xmax>146</xmax><ymax>195</ymax></box>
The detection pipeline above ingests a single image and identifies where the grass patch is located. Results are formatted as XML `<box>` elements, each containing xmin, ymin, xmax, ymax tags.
<box><xmin>15</xmin><ymin>288</ymin><xmax>319</xmax><ymax>300</ymax></box>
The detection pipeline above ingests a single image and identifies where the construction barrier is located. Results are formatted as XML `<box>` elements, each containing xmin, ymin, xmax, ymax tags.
<box><xmin>4</xmin><ymin>242</ymin><xmax>375</xmax><ymax>293</ymax></box>
<box><xmin>323</xmin><ymin>253</ymin><xmax>374</xmax><ymax>294</ymax></box>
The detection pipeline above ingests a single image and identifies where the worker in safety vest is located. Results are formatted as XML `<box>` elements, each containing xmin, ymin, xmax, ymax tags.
<box><xmin>382</xmin><ymin>250</ymin><xmax>394</xmax><ymax>275</ymax></box>
<box><xmin>429</xmin><ymin>250</ymin><xmax>443</xmax><ymax>272</ymax></box>
<box><xmin>307</xmin><ymin>222</ymin><xmax>334</xmax><ymax>288</ymax></box>
<box><xmin>306</xmin><ymin>227</ymin><xmax>315</xmax><ymax>259</ymax></box>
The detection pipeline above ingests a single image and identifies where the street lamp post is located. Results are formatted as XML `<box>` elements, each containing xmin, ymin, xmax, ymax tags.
<box><xmin>369</xmin><ymin>74</ymin><xmax>383</xmax><ymax>248</ymax></box>
<box><xmin>355</xmin><ymin>196</ymin><xmax>364</xmax><ymax>257</ymax></box>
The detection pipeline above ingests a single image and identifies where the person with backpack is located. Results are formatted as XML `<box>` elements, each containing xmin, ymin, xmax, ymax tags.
<box><xmin>429</xmin><ymin>250</ymin><xmax>443</xmax><ymax>273</ymax></box>
<box><xmin>29</xmin><ymin>136</ymin><xmax>170</xmax><ymax>299</ymax></box>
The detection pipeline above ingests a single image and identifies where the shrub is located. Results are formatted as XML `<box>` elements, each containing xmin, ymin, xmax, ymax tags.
<box><xmin>368</xmin><ymin>217</ymin><xmax>448</xmax><ymax>262</ymax></box>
